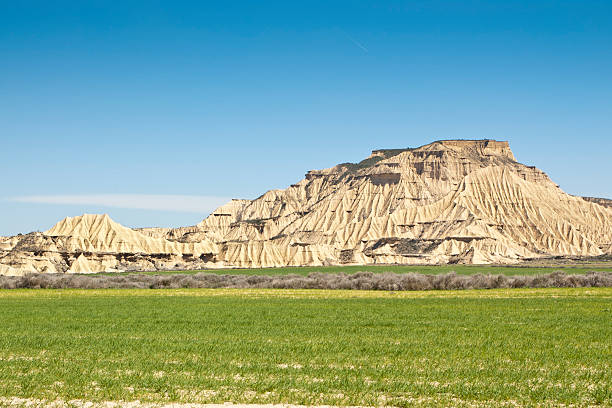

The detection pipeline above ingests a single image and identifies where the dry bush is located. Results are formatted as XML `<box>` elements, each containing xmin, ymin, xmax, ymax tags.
<box><xmin>1</xmin><ymin>270</ymin><xmax>611</xmax><ymax>291</ymax></box>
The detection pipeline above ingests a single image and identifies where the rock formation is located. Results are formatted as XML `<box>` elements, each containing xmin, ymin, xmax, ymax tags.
<box><xmin>581</xmin><ymin>197</ymin><xmax>612</xmax><ymax>209</ymax></box>
<box><xmin>1</xmin><ymin>140</ymin><xmax>611</xmax><ymax>275</ymax></box>
<box><xmin>0</xmin><ymin>214</ymin><xmax>217</xmax><ymax>275</ymax></box>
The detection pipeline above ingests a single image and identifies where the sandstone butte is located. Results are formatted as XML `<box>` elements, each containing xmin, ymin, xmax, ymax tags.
<box><xmin>1</xmin><ymin>139</ymin><xmax>611</xmax><ymax>276</ymax></box>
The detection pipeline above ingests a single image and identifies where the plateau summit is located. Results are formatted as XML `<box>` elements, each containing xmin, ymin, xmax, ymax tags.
<box><xmin>2</xmin><ymin>140</ymin><xmax>611</xmax><ymax>275</ymax></box>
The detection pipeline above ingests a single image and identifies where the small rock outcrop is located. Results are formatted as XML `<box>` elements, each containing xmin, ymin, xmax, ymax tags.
<box><xmin>1</xmin><ymin>139</ymin><xmax>611</xmax><ymax>274</ymax></box>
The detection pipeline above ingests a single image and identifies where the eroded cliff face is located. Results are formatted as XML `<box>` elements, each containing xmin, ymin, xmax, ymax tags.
<box><xmin>0</xmin><ymin>214</ymin><xmax>218</xmax><ymax>276</ymax></box>
<box><xmin>582</xmin><ymin>197</ymin><xmax>612</xmax><ymax>209</ymax></box>
<box><xmin>1</xmin><ymin>139</ymin><xmax>611</xmax><ymax>275</ymax></box>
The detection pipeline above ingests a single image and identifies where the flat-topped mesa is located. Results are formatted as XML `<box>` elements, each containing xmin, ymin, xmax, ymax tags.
<box><xmin>2</xmin><ymin>138</ymin><xmax>611</xmax><ymax>275</ymax></box>
<box><xmin>434</xmin><ymin>139</ymin><xmax>516</xmax><ymax>161</ymax></box>
<box><xmin>306</xmin><ymin>139</ymin><xmax>518</xmax><ymax>181</ymax></box>
<box><xmin>370</xmin><ymin>140</ymin><xmax>515</xmax><ymax>160</ymax></box>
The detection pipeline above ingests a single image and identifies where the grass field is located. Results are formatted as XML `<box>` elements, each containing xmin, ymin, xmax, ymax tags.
<box><xmin>1</xmin><ymin>288</ymin><xmax>611</xmax><ymax>407</ymax></box>
<box><xmin>105</xmin><ymin>264</ymin><xmax>612</xmax><ymax>277</ymax></box>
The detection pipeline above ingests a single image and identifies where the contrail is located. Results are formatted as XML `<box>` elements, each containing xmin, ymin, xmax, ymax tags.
<box><xmin>339</xmin><ymin>29</ymin><xmax>369</xmax><ymax>53</ymax></box>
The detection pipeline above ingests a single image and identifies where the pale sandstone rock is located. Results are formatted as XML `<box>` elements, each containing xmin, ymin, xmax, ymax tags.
<box><xmin>1</xmin><ymin>140</ymin><xmax>611</xmax><ymax>274</ymax></box>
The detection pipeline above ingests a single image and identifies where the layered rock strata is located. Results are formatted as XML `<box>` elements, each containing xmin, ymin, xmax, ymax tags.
<box><xmin>1</xmin><ymin>139</ymin><xmax>611</xmax><ymax>275</ymax></box>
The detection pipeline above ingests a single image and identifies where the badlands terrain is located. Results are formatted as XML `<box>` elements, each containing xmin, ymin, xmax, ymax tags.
<box><xmin>1</xmin><ymin>139</ymin><xmax>611</xmax><ymax>275</ymax></box>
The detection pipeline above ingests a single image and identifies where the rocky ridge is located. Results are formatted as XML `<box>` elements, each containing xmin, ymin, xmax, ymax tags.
<box><xmin>1</xmin><ymin>139</ymin><xmax>611</xmax><ymax>275</ymax></box>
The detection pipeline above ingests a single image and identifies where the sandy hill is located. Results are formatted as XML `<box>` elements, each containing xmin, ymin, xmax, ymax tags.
<box><xmin>1</xmin><ymin>140</ymin><xmax>611</xmax><ymax>274</ymax></box>
<box><xmin>0</xmin><ymin>214</ymin><xmax>217</xmax><ymax>275</ymax></box>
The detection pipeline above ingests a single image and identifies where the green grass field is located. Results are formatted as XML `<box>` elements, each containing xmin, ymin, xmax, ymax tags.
<box><xmin>1</xmin><ymin>288</ymin><xmax>611</xmax><ymax>407</ymax></box>
<box><xmin>105</xmin><ymin>264</ymin><xmax>612</xmax><ymax>277</ymax></box>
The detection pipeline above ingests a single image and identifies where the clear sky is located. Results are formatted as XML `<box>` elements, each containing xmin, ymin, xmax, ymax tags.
<box><xmin>1</xmin><ymin>1</ymin><xmax>611</xmax><ymax>235</ymax></box>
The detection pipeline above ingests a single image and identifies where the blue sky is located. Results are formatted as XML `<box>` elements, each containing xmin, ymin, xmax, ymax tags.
<box><xmin>1</xmin><ymin>1</ymin><xmax>611</xmax><ymax>235</ymax></box>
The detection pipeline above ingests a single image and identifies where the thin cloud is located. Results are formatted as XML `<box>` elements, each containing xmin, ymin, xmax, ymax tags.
<box><xmin>10</xmin><ymin>194</ymin><xmax>233</xmax><ymax>214</ymax></box>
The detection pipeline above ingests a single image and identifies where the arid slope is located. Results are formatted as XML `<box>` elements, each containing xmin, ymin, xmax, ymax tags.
<box><xmin>1</xmin><ymin>140</ymin><xmax>611</xmax><ymax>274</ymax></box>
